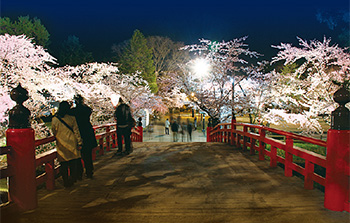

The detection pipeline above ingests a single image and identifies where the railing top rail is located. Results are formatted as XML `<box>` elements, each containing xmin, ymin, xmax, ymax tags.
<box><xmin>35</xmin><ymin>136</ymin><xmax>56</xmax><ymax>147</ymax></box>
<box><xmin>36</xmin><ymin>149</ymin><xmax>57</xmax><ymax>166</ymax></box>
<box><xmin>0</xmin><ymin>146</ymin><xmax>11</xmax><ymax>155</ymax></box>
<box><xmin>34</xmin><ymin>123</ymin><xmax>139</xmax><ymax>147</ymax></box>
<box><xmin>93</xmin><ymin>123</ymin><xmax>116</xmax><ymax>130</ymax></box>
<box><xmin>131</xmin><ymin>128</ymin><xmax>140</xmax><ymax>136</ymax></box>
<box><xmin>212</xmin><ymin>122</ymin><xmax>326</xmax><ymax>147</ymax></box>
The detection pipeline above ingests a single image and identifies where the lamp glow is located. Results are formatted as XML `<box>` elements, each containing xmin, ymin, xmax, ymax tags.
<box><xmin>110</xmin><ymin>94</ymin><xmax>120</xmax><ymax>107</ymax></box>
<box><xmin>192</xmin><ymin>58</ymin><xmax>210</xmax><ymax>78</ymax></box>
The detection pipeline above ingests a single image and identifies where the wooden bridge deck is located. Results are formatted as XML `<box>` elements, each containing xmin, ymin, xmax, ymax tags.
<box><xmin>2</xmin><ymin>142</ymin><xmax>349</xmax><ymax>223</ymax></box>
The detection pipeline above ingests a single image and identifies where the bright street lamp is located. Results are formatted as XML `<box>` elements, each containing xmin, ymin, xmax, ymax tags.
<box><xmin>192</xmin><ymin>58</ymin><xmax>210</xmax><ymax>79</ymax></box>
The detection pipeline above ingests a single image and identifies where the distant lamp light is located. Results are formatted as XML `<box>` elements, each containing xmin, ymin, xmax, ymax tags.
<box><xmin>192</xmin><ymin>58</ymin><xmax>210</xmax><ymax>78</ymax></box>
<box><xmin>110</xmin><ymin>94</ymin><xmax>120</xmax><ymax>107</ymax></box>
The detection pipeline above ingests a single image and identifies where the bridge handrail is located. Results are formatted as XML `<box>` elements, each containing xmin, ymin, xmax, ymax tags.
<box><xmin>208</xmin><ymin>122</ymin><xmax>327</xmax><ymax>189</ymax></box>
<box><xmin>210</xmin><ymin>122</ymin><xmax>326</xmax><ymax>146</ymax></box>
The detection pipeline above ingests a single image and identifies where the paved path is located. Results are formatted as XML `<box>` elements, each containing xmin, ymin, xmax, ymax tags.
<box><xmin>2</xmin><ymin>142</ymin><xmax>349</xmax><ymax>223</ymax></box>
<box><xmin>143</xmin><ymin>124</ymin><xmax>207</xmax><ymax>142</ymax></box>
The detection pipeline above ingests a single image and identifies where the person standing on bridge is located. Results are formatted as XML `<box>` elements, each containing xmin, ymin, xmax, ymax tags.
<box><xmin>52</xmin><ymin>101</ymin><xmax>83</xmax><ymax>188</ymax></box>
<box><xmin>165</xmin><ymin>118</ymin><xmax>170</xmax><ymax>135</ymax></box>
<box><xmin>72</xmin><ymin>95</ymin><xmax>97</xmax><ymax>179</ymax></box>
<box><xmin>187</xmin><ymin>119</ymin><xmax>193</xmax><ymax>141</ymax></box>
<box><xmin>114</xmin><ymin>97</ymin><xmax>135</xmax><ymax>156</ymax></box>
<box><xmin>171</xmin><ymin>120</ymin><xmax>179</xmax><ymax>142</ymax></box>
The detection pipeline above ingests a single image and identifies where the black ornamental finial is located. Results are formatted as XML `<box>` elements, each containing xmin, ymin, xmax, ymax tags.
<box><xmin>8</xmin><ymin>83</ymin><xmax>31</xmax><ymax>128</ymax></box>
<box><xmin>331</xmin><ymin>86</ymin><xmax>350</xmax><ymax>130</ymax></box>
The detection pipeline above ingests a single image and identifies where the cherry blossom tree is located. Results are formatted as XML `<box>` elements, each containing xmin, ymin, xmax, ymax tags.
<box><xmin>178</xmin><ymin>37</ymin><xmax>260</xmax><ymax>123</ymax></box>
<box><xmin>232</xmin><ymin>61</ymin><xmax>273</xmax><ymax>125</ymax></box>
<box><xmin>0</xmin><ymin>34</ymin><xmax>166</xmax><ymax>141</ymax></box>
<box><xmin>0</xmin><ymin>34</ymin><xmax>56</xmax><ymax>138</ymax></box>
<box><xmin>56</xmin><ymin>63</ymin><xmax>167</xmax><ymax>124</ymax></box>
<box><xmin>157</xmin><ymin>72</ymin><xmax>188</xmax><ymax>109</ymax></box>
<box><xmin>261</xmin><ymin>37</ymin><xmax>350</xmax><ymax>135</ymax></box>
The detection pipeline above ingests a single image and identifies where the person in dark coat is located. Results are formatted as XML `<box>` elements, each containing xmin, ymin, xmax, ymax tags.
<box><xmin>187</xmin><ymin>119</ymin><xmax>193</xmax><ymax>141</ymax></box>
<box><xmin>171</xmin><ymin>120</ymin><xmax>179</xmax><ymax>142</ymax></box>
<box><xmin>114</xmin><ymin>98</ymin><xmax>135</xmax><ymax>155</ymax></box>
<box><xmin>72</xmin><ymin>95</ymin><xmax>97</xmax><ymax>179</ymax></box>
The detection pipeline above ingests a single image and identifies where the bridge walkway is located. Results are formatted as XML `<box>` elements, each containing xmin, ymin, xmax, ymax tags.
<box><xmin>2</xmin><ymin>142</ymin><xmax>349</xmax><ymax>223</ymax></box>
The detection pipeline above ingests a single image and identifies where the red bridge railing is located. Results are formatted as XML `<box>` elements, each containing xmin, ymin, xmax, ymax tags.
<box><xmin>0</xmin><ymin>124</ymin><xmax>143</xmax><ymax>211</ymax></box>
<box><xmin>207</xmin><ymin>121</ymin><xmax>349</xmax><ymax>213</ymax></box>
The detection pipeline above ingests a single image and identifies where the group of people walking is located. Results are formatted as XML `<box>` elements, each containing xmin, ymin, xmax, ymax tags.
<box><xmin>168</xmin><ymin>118</ymin><xmax>194</xmax><ymax>142</ymax></box>
<box><xmin>52</xmin><ymin>96</ymin><xmax>134</xmax><ymax>188</ymax></box>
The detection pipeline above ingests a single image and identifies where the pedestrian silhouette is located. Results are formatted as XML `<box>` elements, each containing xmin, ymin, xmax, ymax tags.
<box><xmin>52</xmin><ymin>101</ymin><xmax>83</xmax><ymax>187</ymax></box>
<box><xmin>72</xmin><ymin>95</ymin><xmax>97</xmax><ymax>179</ymax></box>
<box><xmin>114</xmin><ymin>98</ymin><xmax>135</xmax><ymax>155</ymax></box>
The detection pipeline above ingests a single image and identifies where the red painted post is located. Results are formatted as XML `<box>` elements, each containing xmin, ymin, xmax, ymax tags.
<box><xmin>111</xmin><ymin>131</ymin><xmax>116</xmax><ymax>148</ymax></box>
<box><xmin>304</xmin><ymin>160</ymin><xmax>315</xmax><ymax>190</ymax></box>
<box><xmin>324</xmin><ymin>130</ymin><xmax>350</xmax><ymax>211</ymax></box>
<box><xmin>324</xmin><ymin>86</ymin><xmax>350</xmax><ymax>212</ymax></box>
<box><xmin>6</xmin><ymin>84</ymin><xmax>37</xmax><ymax>211</ymax></box>
<box><xmin>258</xmin><ymin>128</ymin><xmax>266</xmax><ymax>161</ymax></box>
<box><xmin>92</xmin><ymin>147</ymin><xmax>97</xmax><ymax>161</ymax></box>
<box><xmin>243</xmin><ymin>126</ymin><xmax>248</xmax><ymax>151</ymax></box>
<box><xmin>207</xmin><ymin>127</ymin><xmax>212</xmax><ymax>142</ymax></box>
<box><xmin>6</xmin><ymin>128</ymin><xmax>37</xmax><ymax>211</ymax></box>
<box><xmin>138</xmin><ymin>126</ymin><xmax>143</xmax><ymax>142</ymax></box>
<box><xmin>270</xmin><ymin>146</ymin><xmax>277</xmax><ymax>167</ymax></box>
<box><xmin>231</xmin><ymin>119</ymin><xmax>236</xmax><ymax>146</ymax></box>
<box><xmin>223</xmin><ymin>125</ymin><xmax>227</xmax><ymax>143</ymax></box>
<box><xmin>228</xmin><ymin>123</ymin><xmax>232</xmax><ymax>145</ymax></box>
<box><xmin>99</xmin><ymin>138</ymin><xmax>104</xmax><ymax>155</ymax></box>
<box><xmin>250</xmin><ymin>138</ymin><xmax>256</xmax><ymax>155</ymax></box>
<box><xmin>45</xmin><ymin>160</ymin><xmax>55</xmax><ymax>190</ymax></box>
<box><xmin>131</xmin><ymin>130</ymin><xmax>135</xmax><ymax>141</ymax></box>
<box><xmin>284</xmin><ymin>136</ymin><xmax>293</xmax><ymax>177</ymax></box>
<box><xmin>236</xmin><ymin>132</ymin><xmax>241</xmax><ymax>148</ymax></box>
<box><xmin>106</xmin><ymin>126</ymin><xmax>110</xmax><ymax>151</ymax></box>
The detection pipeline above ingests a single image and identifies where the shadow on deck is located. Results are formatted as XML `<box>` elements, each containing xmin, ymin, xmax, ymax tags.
<box><xmin>2</xmin><ymin>142</ymin><xmax>349</xmax><ymax>223</ymax></box>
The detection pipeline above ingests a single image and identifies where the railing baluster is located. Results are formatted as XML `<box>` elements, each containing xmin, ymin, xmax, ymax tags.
<box><xmin>304</xmin><ymin>160</ymin><xmax>314</xmax><ymax>189</ymax></box>
<box><xmin>106</xmin><ymin>126</ymin><xmax>110</xmax><ymax>151</ymax></box>
<box><xmin>243</xmin><ymin>126</ymin><xmax>248</xmax><ymax>151</ymax></box>
<box><xmin>99</xmin><ymin>137</ymin><xmax>104</xmax><ymax>155</ymax></box>
<box><xmin>270</xmin><ymin>146</ymin><xmax>277</xmax><ymax>167</ymax></box>
<box><xmin>285</xmin><ymin>136</ymin><xmax>293</xmax><ymax>177</ymax></box>
<box><xmin>223</xmin><ymin>125</ymin><xmax>227</xmax><ymax>143</ymax></box>
<box><xmin>236</xmin><ymin>132</ymin><xmax>240</xmax><ymax>148</ymax></box>
<box><xmin>250</xmin><ymin>138</ymin><xmax>256</xmax><ymax>155</ymax></box>
<box><xmin>231</xmin><ymin>120</ymin><xmax>236</xmax><ymax>146</ymax></box>
<box><xmin>45</xmin><ymin>160</ymin><xmax>55</xmax><ymax>190</ymax></box>
<box><xmin>258</xmin><ymin>128</ymin><xmax>265</xmax><ymax>161</ymax></box>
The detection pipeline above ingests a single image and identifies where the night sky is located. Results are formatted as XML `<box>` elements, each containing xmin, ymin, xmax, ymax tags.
<box><xmin>1</xmin><ymin>0</ymin><xmax>349</xmax><ymax>61</ymax></box>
